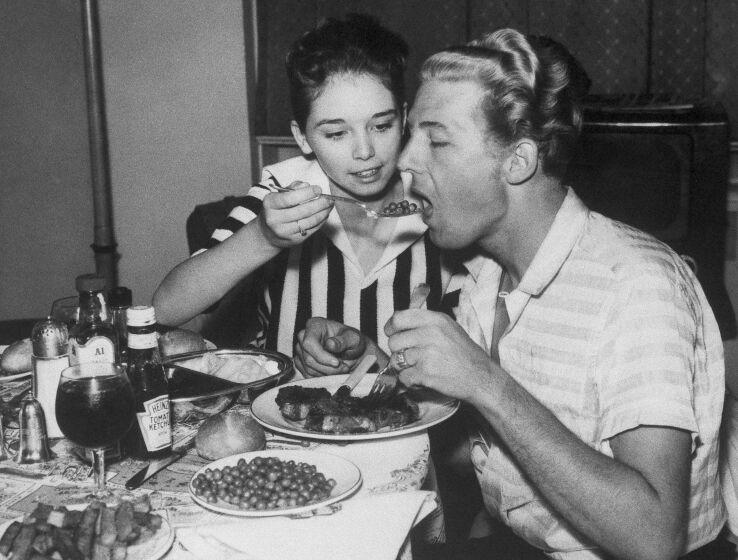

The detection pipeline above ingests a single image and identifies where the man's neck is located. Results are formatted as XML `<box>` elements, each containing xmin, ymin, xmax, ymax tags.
<box><xmin>480</xmin><ymin>177</ymin><xmax>566</xmax><ymax>284</ymax></box>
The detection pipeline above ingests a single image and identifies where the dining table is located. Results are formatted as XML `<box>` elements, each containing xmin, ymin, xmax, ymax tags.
<box><xmin>0</xmin><ymin>370</ymin><xmax>445</xmax><ymax>560</ymax></box>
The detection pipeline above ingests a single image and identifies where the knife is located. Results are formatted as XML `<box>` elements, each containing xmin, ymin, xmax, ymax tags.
<box><xmin>124</xmin><ymin>442</ymin><xmax>191</xmax><ymax>491</ymax></box>
<box><xmin>332</xmin><ymin>354</ymin><xmax>377</xmax><ymax>398</ymax></box>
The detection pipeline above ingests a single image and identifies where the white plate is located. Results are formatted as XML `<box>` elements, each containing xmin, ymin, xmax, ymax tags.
<box><xmin>0</xmin><ymin>504</ymin><xmax>174</xmax><ymax>560</ymax></box>
<box><xmin>0</xmin><ymin>345</ymin><xmax>31</xmax><ymax>382</ymax></box>
<box><xmin>189</xmin><ymin>449</ymin><xmax>362</xmax><ymax>517</ymax></box>
<box><xmin>128</xmin><ymin>516</ymin><xmax>175</xmax><ymax>560</ymax></box>
<box><xmin>250</xmin><ymin>374</ymin><xmax>460</xmax><ymax>441</ymax></box>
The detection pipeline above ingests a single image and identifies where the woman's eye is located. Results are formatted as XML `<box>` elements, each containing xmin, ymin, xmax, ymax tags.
<box><xmin>374</xmin><ymin>121</ymin><xmax>395</xmax><ymax>132</ymax></box>
<box><xmin>324</xmin><ymin>130</ymin><xmax>346</xmax><ymax>140</ymax></box>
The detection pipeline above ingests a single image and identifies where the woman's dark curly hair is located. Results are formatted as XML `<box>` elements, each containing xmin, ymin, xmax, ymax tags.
<box><xmin>285</xmin><ymin>13</ymin><xmax>409</xmax><ymax>131</ymax></box>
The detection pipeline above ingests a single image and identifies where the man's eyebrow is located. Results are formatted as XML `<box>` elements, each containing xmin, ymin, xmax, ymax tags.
<box><xmin>314</xmin><ymin>109</ymin><xmax>398</xmax><ymax>128</ymax></box>
<box><xmin>417</xmin><ymin>120</ymin><xmax>447</xmax><ymax>131</ymax></box>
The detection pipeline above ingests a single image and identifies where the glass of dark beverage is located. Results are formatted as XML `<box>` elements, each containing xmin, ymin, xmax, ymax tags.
<box><xmin>56</xmin><ymin>362</ymin><xmax>135</xmax><ymax>498</ymax></box>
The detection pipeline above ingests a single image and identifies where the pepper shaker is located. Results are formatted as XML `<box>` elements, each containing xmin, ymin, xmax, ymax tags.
<box><xmin>31</xmin><ymin>317</ymin><xmax>69</xmax><ymax>438</ymax></box>
<box><xmin>16</xmin><ymin>394</ymin><xmax>53</xmax><ymax>463</ymax></box>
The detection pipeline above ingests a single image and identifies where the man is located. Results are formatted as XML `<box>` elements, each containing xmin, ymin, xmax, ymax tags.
<box><xmin>295</xmin><ymin>29</ymin><xmax>728</xmax><ymax>559</ymax></box>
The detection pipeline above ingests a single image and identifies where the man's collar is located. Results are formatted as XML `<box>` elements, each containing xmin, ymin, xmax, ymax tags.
<box><xmin>517</xmin><ymin>188</ymin><xmax>588</xmax><ymax>296</ymax></box>
<box><xmin>461</xmin><ymin>188</ymin><xmax>588</xmax><ymax>294</ymax></box>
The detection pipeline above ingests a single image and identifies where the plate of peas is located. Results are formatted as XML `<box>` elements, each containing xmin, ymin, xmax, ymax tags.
<box><xmin>189</xmin><ymin>449</ymin><xmax>362</xmax><ymax>517</ymax></box>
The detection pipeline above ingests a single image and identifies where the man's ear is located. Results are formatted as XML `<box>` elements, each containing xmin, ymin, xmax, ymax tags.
<box><xmin>505</xmin><ymin>140</ymin><xmax>538</xmax><ymax>185</ymax></box>
<box><xmin>290</xmin><ymin>121</ymin><xmax>313</xmax><ymax>156</ymax></box>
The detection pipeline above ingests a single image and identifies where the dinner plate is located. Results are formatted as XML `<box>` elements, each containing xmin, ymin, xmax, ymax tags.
<box><xmin>0</xmin><ymin>345</ymin><xmax>31</xmax><ymax>382</ymax></box>
<box><xmin>127</xmin><ymin>516</ymin><xmax>175</xmax><ymax>560</ymax></box>
<box><xmin>189</xmin><ymin>449</ymin><xmax>362</xmax><ymax>517</ymax></box>
<box><xmin>250</xmin><ymin>374</ymin><xmax>460</xmax><ymax>441</ymax></box>
<box><xmin>0</xmin><ymin>505</ymin><xmax>174</xmax><ymax>560</ymax></box>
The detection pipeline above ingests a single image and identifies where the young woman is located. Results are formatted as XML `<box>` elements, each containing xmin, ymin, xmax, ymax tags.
<box><xmin>153</xmin><ymin>14</ymin><xmax>452</xmax><ymax>366</ymax></box>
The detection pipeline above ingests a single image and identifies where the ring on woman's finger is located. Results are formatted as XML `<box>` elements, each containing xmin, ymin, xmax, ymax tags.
<box><xmin>297</xmin><ymin>220</ymin><xmax>307</xmax><ymax>237</ymax></box>
<box><xmin>395</xmin><ymin>348</ymin><xmax>409</xmax><ymax>370</ymax></box>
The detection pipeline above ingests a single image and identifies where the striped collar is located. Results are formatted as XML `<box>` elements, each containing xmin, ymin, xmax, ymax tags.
<box><xmin>264</xmin><ymin>157</ymin><xmax>428</xmax><ymax>284</ymax></box>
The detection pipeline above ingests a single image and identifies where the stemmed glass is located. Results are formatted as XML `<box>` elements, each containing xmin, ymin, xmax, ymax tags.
<box><xmin>55</xmin><ymin>363</ymin><xmax>136</xmax><ymax>498</ymax></box>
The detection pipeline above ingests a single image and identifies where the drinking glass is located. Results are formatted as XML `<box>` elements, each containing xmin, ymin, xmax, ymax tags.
<box><xmin>56</xmin><ymin>363</ymin><xmax>135</xmax><ymax>498</ymax></box>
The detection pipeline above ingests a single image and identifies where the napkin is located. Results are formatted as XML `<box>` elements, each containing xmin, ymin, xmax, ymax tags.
<box><xmin>177</xmin><ymin>490</ymin><xmax>437</xmax><ymax>560</ymax></box>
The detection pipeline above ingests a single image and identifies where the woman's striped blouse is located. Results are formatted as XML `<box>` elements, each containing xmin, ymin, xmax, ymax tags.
<box><xmin>198</xmin><ymin>157</ymin><xmax>454</xmax><ymax>356</ymax></box>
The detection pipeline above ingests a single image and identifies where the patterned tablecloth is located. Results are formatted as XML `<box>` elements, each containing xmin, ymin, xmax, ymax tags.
<box><xmin>0</xmin><ymin>379</ymin><xmax>441</xmax><ymax>559</ymax></box>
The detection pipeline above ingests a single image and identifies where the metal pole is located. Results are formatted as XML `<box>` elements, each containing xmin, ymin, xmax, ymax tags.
<box><xmin>80</xmin><ymin>0</ymin><xmax>118</xmax><ymax>289</ymax></box>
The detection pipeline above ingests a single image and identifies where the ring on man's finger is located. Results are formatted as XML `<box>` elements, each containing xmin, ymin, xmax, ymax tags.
<box><xmin>395</xmin><ymin>348</ymin><xmax>409</xmax><ymax>370</ymax></box>
<box><xmin>297</xmin><ymin>220</ymin><xmax>307</xmax><ymax>237</ymax></box>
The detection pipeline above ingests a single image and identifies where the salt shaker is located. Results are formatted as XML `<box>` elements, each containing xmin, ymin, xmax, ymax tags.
<box><xmin>31</xmin><ymin>317</ymin><xmax>69</xmax><ymax>438</ymax></box>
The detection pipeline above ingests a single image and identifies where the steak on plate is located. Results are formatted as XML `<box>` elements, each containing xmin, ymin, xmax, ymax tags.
<box><xmin>276</xmin><ymin>384</ymin><xmax>419</xmax><ymax>434</ymax></box>
<box><xmin>274</xmin><ymin>386</ymin><xmax>331</xmax><ymax>421</ymax></box>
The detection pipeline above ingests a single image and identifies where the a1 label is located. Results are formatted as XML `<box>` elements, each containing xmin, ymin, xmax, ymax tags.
<box><xmin>69</xmin><ymin>336</ymin><xmax>115</xmax><ymax>365</ymax></box>
<box><xmin>136</xmin><ymin>395</ymin><xmax>171</xmax><ymax>451</ymax></box>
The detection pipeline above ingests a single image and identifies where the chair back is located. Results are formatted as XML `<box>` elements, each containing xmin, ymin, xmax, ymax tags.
<box><xmin>185</xmin><ymin>195</ymin><xmax>258</xmax><ymax>348</ymax></box>
<box><xmin>186</xmin><ymin>195</ymin><xmax>250</xmax><ymax>254</ymax></box>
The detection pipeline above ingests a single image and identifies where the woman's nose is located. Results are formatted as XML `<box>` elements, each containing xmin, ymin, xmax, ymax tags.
<box><xmin>353</xmin><ymin>133</ymin><xmax>375</xmax><ymax>160</ymax></box>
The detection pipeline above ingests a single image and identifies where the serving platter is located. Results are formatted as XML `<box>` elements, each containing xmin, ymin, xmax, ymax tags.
<box><xmin>164</xmin><ymin>348</ymin><xmax>293</xmax><ymax>402</ymax></box>
<box><xmin>0</xmin><ymin>345</ymin><xmax>31</xmax><ymax>383</ymax></box>
<box><xmin>189</xmin><ymin>449</ymin><xmax>362</xmax><ymax>517</ymax></box>
<box><xmin>250</xmin><ymin>374</ymin><xmax>459</xmax><ymax>441</ymax></box>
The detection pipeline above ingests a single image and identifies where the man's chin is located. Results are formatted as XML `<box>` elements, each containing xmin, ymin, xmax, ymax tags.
<box><xmin>428</xmin><ymin>227</ymin><xmax>462</xmax><ymax>250</ymax></box>
<box><xmin>428</xmin><ymin>223</ymin><xmax>477</xmax><ymax>251</ymax></box>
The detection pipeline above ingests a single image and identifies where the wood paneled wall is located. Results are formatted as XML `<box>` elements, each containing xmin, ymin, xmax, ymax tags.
<box><xmin>254</xmin><ymin>0</ymin><xmax>738</xmax><ymax>138</ymax></box>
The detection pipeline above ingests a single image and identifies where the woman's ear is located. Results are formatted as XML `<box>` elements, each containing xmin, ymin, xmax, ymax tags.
<box><xmin>505</xmin><ymin>139</ymin><xmax>538</xmax><ymax>185</ymax></box>
<box><xmin>290</xmin><ymin>121</ymin><xmax>313</xmax><ymax>156</ymax></box>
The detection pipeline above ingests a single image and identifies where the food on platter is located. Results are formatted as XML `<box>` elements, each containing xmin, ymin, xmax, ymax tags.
<box><xmin>173</xmin><ymin>351</ymin><xmax>280</xmax><ymax>384</ymax></box>
<box><xmin>195</xmin><ymin>411</ymin><xmax>266</xmax><ymax>460</ymax></box>
<box><xmin>191</xmin><ymin>455</ymin><xmax>336</xmax><ymax>511</ymax></box>
<box><xmin>0</xmin><ymin>338</ymin><xmax>32</xmax><ymax>375</ymax></box>
<box><xmin>0</xmin><ymin>495</ymin><xmax>163</xmax><ymax>560</ymax></box>
<box><xmin>168</xmin><ymin>349</ymin><xmax>291</xmax><ymax>423</ymax></box>
<box><xmin>275</xmin><ymin>385</ymin><xmax>420</xmax><ymax>434</ymax></box>
<box><xmin>158</xmin><ymin>328</ymin><xmax>207</xmax><ymax>359</ymax></box>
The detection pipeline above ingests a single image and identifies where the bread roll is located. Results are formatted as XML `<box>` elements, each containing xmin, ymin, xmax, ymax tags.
<box><xmin>158</xmin><ymin>328</ymin><xmax>207</xmax><ymax>359</ymax></box>
<box><xmin>0</xmin><ymin>338</ymin><xmax>32</xmax><ymax>374</ymax></box>
<box><xmin>195</xmin><ymin>411</ymin><xmax>266</xmax><ymax>460</ymax></box>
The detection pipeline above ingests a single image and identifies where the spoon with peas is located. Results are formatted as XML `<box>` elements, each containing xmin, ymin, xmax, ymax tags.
<box><xmin>271</xmin><ymin>184</ymin><xmax>422</xmax><ymax>219</ymax></box>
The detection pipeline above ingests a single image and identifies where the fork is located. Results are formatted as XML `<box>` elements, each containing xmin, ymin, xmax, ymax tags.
<box><xmin>270</xmin><ymin>184</ymin><xmax>420</xmax><ymax>219</ymax></box>
<box><xmin>367</xmin><ymin>283</ymin><xmax>431</xmax><ymax>401</ymax></box>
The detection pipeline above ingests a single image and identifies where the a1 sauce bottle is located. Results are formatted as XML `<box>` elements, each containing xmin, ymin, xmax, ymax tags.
<box><xmin>68</xmin><ymin>274</ymin><xmax>117</xmax><ymax>366</ymax></box>
<box><xmin>123</xmin><ymin>305</ymin><xmax>172</xmax><ymax>460</ymax></box>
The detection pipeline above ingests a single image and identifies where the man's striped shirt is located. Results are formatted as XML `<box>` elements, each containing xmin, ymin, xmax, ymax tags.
<box><xmin>455</xmin><ymin>189</ymin><xmax>726</xmax><ymax>558</ymax></box>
